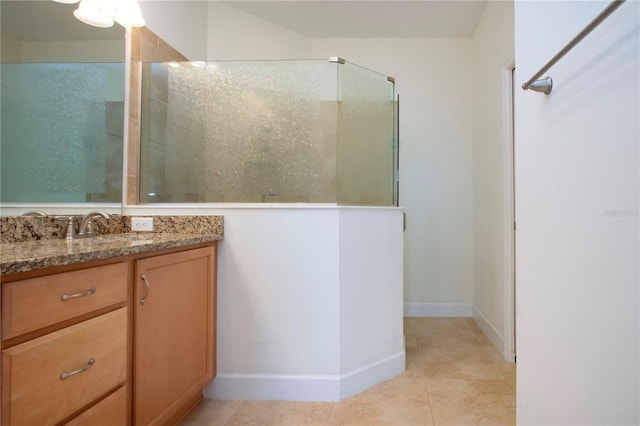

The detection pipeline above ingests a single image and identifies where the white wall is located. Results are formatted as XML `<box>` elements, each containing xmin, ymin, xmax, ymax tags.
<box><xmin>470</xmin><ymin>1</ymin><xmax>514</xmax><ymax>356</ymax></box>
<box><xmin>18</xmin><ymin>40</ymin><xmax>124</xmax><ymax>62</ymax></box>
<box><xmin>213</xmin><ymin>208</ymin><xmax>342</xmax><ymax>377</ymax></box>
<box><xmin>338</xmin><ymin>208</ymin><xmax>405</xmax><ymax>397</ymax></box>
<box><xmin>142</xmin><ymin>1</ymin><xmax>310</xmax><ymax>61</ymax></box>
<box><xmin>206</xmin><ymin>2</ymin><xmax>310</xmax><ymax>60</ymax></box>
<box><xmin>515</xmin><ymin>1</ymin><xmax>639</xmax><ymax>424</ymax></box>
<box><xmin>0</xmin><ymin>32</ymin><xmax>124</xmax><ymax>62</ymax></box>
<box><xmin>126</xmin><ymin>206</ymin><xmax>405</xmax><ymax>402</ymax></box>
<box><xmin>311</xmin><ymin>39</ymin><xmax>474</xmax><ymax>316</ymax></box>
<box><xmin>1</xmin><ymin>32</ymin><xmax>22</xmax><ymax>62</ymax></box>
<box><xmin>139</xmin><ymin>0</ymin><xmax>208</xmax><ymax>60</ymax></box>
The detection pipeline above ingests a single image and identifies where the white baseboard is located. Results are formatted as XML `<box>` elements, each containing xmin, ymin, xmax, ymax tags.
<box><xmin>472</xmin><ymin>305</ymin><xmax>505</xmax><ymax>356</ymax></box>
<box><xmin>204</xmin><ymin>351</ymin><xmax>405</xmax><ymax>402</ymax></box>
<box><xmin>340</xmin><ymin>352</ymin><xmax>405</xmax><ymax>399</ymax></box>
<box><xmin>404</xmin><ymin>303</ymin><xmax>472</xmax><ymax>317</ymax></box>
<box><xmin>204</xmin><ymin>373</ymin><xmax>340</xmax><ymax>402</ymax></box>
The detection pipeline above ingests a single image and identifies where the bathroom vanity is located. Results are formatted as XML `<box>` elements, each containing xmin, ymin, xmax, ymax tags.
<box><xmin>0</xmin><ymin>232</ymin><xmax>221</xmax><ymax>426</ymax></box>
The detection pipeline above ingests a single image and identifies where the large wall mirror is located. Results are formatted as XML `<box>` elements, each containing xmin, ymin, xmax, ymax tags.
<box><xmin>1</xmin><ymin>0</ymin><xmax>125</xmax><ymax>214</ymax></box>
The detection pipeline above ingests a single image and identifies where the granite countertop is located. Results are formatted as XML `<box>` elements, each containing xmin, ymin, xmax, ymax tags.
<box><xmin>0</xmin><ymin>232</ymin><xmax>223</xmax><ymax>276</ymax></box>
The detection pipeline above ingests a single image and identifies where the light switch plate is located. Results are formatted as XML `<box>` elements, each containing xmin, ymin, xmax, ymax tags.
<box><xmin>131</xmin><ymin>217</ymin><xmax>153</xmax><ymax>232</ymax></box>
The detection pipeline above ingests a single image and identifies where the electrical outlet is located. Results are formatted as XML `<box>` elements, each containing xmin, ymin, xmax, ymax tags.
<box><xmin>131</xmin><ymin>217</ymin><xmax>153</xmax><ymax>232</ymax></box>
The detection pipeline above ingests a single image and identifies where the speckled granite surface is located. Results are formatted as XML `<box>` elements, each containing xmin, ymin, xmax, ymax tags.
<box><xmin>0</xmin><ymin>215</ymin><xmax>224</xmax><ymax>275</ymax></box>
<box><xmin>0</xmin><ymin>233</ymin><xmax>222</xmax><ymax>275</ymax></box>
<box><xmin>0</xmin><ymin>215</ymin><xmax>128</xmax><ymax>243</ymax></box>
<box><xmin>122</xmin><ymin>216</ymin><xmax>223</xmax><ymax>235</ymax></box>
<box><xmin>1</xmin><ymin>215</ymin><xmax>223</xmax><ymax>243</ymax></box>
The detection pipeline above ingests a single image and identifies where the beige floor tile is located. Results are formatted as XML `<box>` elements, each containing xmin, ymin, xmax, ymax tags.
<box><xmin>422</xmin><ymin>359</ymin><xmax>505</xmax><ymax>381</ymax></box>
<box><xmin>226</xmin><ymin>401</ymin><xmax>336</xmax><ymax>426</ymax></box>
<box><xmin>405</xmin><ymin>346</ymin><xmax>419</xmax><ymax>360</ymax></box>
<box><xmin>350</xmin><ymin>376</ymin><xmax>431</xmax><ymax>404</ymax></box>
<box><xmin>418</xmin><ymin>343</ymin><xmax>503</xmax><ymax>365</ymax></box>
<box><xmin>412</xmin><ymin>320</ymin><xmax>468</xmax><ymax>335</ymax></box>
<box><xmin>333</xmin><ymin>377</ymin><xmax>433</xmax><ymax>425</ymax></box>
<box><xmin>495</xmin><ymin>359</ymin><xmax>517</xmax><ymax>380</ymax></box>
<box><xmin>427</xmin><ymin>378</ymin><xmax>515</xmax><ymax>426</ymax></box>
<box><xmin>178</xmin><ymin>318</ymin><xmax>515</xmax><ymax>426</ymax></box>
<box><xmin>179</xmin><ymin>399</ymin><xmax>242</xmax><ymax>425</ymax></box>
<box><xmin>469</xmin><ymin>331</ymin><xmax>495</xmax><ymax>347</ymax></box>
<box><xmin>417</xmin><ymin>317</ymin><xmax>470</xmax><ymax>329</ymax></box>
<box><xmin>404</xmin><ymin>317</ymin><xmax>416</xmax><ymax>333</ymax></box>
<box><xmin>416</xmin><ymin>331</ymin><xmax>482</xmax><ymax>350</ymax></box>
<box><xmin>401</xmin><ymin>356</ymin><xmax>429</xmax><ymax>379</ymax></box>
<box><xmin>405</xmin><ymin>334</ymin><xmax>419</xmax><ymax>349</ymax></box>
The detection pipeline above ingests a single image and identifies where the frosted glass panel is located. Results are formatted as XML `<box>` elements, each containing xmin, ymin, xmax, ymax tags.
<box><xmin>1</xmin><ymin>63</ymin><xmax>124</xmax><ymax>203</ymax></box>
<box><xmin>337</xmin><ymin>62</ymin><xmax>396</xmax><ymax>205</ymax></box>
<box><xmin>139</xmin><ymin>59</ymin><xmax>396</xmax><ymax>205</ymax></box>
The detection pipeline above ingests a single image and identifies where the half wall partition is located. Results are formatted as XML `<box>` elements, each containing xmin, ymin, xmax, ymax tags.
<box><xmin>139</xmin><ymin>58</ymin><xmax>397</xmax><ymax>205</ymax></box>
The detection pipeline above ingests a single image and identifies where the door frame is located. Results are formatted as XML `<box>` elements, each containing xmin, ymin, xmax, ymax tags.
<box><xmin>502</xmin><ymin>58</ymin><xmax>516</xmax><ymax>362</ymax></box>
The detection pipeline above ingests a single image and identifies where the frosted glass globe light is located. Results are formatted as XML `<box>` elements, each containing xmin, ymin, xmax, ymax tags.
<box><xmin>113</xmin><ymin>0</ymin><xmax>145</xmax><ymax>27</ymax></box>
<box><xmin>73</xmin><ymin>0</ymin><xmax>114</xmax><ymax>27</ymax></box>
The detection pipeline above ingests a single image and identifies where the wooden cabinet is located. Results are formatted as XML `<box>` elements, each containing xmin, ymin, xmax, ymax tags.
<box><xmin>2</xmin><ymin>263</ymin><xmax>128</xmax><ymax>340</ymax></box>
<box><xmin>65</xmin><ymin>386</ymin><xmax>128</xmax><ymax>426</ymax></box>
<box><xmin>134</xmin><ymin>246</ymin><xmax>217</xmax><ymax>426</ymax></box>
<box><xmin>2</xmin><ymin>309</ymin><xmax>127</xmax><ymax>425</ymax></box>
<box><xmin>1</xmin><ymin>242</ymin><xmax>217</xmax><ymax>426</ymax></box>
<box><xmin>1</xmin><ymin>264</ymin><xmax>129</xmax><ymax>426</ymax></box>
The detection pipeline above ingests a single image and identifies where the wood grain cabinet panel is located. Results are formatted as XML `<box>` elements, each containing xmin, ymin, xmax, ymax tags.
<box><xmin>134</xmin><ymin>246</ymin><xmax>217</xmax><ymax>426</ymax></box>
<box><xmin>1</xmin><ymin>242</ymin><xmax>218</xmax><ymax>426</ymax></box>
<box><xmin>65</xmin><ymin>386</ymin><xmax>128</xmax><ymax>426</ymax></box>
<box><xmin>2</xmin><ymin>262</ymin><xmax>128</xmax><ymax>340</ymax></box>
<box><xmin>1</xmin><ymin>308</ymin><xmax>127</xmax><ymax>426</ymax></box>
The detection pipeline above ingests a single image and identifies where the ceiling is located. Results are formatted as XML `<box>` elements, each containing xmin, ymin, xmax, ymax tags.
<box><xmin>221</xmin><ymin>1</ymin><xmax>489</xmax><ymax>38</ymax></box>
<box><xmin>0</xmin><ymin>0</ymin><xmax>488</xmax><ymax>42</ymax></box>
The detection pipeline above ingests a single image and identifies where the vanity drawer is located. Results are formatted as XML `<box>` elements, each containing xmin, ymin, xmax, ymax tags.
<box><xmin>2</xmin><ymin>262</ymin><xmax>128</xmax><ymax>340</ymax></box>
<box><xmin>1</xmin><ymin>308</ymin><xmax>127</xmax><ymax>426</ymax></box>
<box><xmin>65</xmin><ymin>386</ymin><xmax>128</xmax><ymax>426</ymax></box>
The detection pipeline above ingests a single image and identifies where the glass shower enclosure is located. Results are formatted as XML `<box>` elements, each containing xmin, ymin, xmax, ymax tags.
<box><xmin>139</xmin><ymin>58</ymin><xmax>397</xmax><ymax>206</ymax></box>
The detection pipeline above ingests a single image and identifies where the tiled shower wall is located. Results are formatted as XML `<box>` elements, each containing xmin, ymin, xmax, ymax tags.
<box><xmin>126</xmin><ymin>27</ymin><xmax>188</xmax><ymax>205</ymax></box>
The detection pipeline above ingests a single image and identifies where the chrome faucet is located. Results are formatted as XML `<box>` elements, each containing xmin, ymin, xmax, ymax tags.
<box><xmin>77</xmin><ymin>211</ymin><xmax>111</xmax><ymax>238</ymax></box>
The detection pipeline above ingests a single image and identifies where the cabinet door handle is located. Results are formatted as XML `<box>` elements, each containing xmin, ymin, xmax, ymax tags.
<box><xmin>140</xmin><ymin>274</ymin><xmax>150</xmax><ymax>305</ymax></box>
<box><xmin>60</xmin><ymin>358</ymin><xmax>95</xmax><ymax>380</ymax></box>
<box><xmin>61</xmin><ymin>287</ymin><xmax>96</xmax><ymax>301</ymax></box>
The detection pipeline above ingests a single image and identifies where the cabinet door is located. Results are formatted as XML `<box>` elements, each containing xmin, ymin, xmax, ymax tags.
<box><xmin>134</xmin><ymin>246</ymin><xmax>216</xmax><ymax>426</ymax></box>
<box><xmin>2</xmin><ymin>308</ymin><xmax>127</xmax><ymax>426</ymax></box>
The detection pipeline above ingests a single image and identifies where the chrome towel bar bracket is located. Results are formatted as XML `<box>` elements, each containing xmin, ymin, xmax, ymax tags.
<box><xmin>522</xmin><ymin>0</ymin><xmax>626</xmax><ymax>95</ymax></box>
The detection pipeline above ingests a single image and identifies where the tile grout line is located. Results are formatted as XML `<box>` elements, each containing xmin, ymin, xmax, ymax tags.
<box><xmin>424</xmin><ymin>378</ymin><xmax>438</xmax><ymax>426</ymax></box>
<box><xmin>224</xmin><ymin>400</ymin><xmax>244</xmax><ymax>426</ymax></box>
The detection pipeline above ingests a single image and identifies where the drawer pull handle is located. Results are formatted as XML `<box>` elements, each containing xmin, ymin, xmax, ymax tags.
<box><xmin>140</xmin><ymin>274</ymin><xmax>150</xmax><ymax>305</ymax></box>
<box><xmin>60</xmin><ymin>358</ymin><xmax>95</xmax><ymax>380</ymax></box>
<box><xmin>61</xmin><ymin>287</ymin><xmax>96</xmax><ymax>301</ymax></box>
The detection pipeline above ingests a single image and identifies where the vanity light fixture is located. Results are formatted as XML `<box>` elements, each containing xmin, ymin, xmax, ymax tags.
<box><xmin>52</xmin><ymin>0</ymin><xmax>145</xmax><ymax>28</ymax></box>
